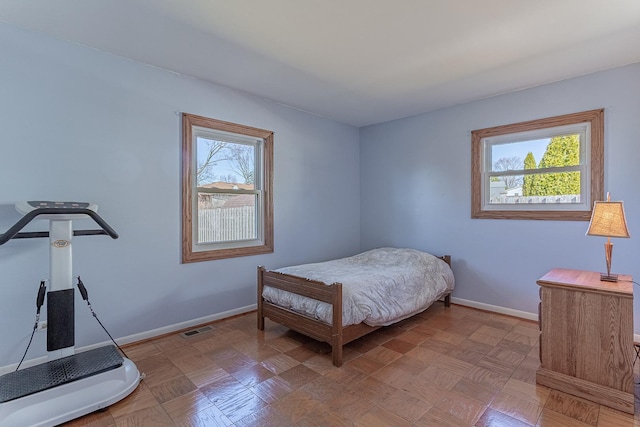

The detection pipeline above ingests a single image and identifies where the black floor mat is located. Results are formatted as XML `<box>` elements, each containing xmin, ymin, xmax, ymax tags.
<box><xmin>0</xmin><ymin>345</ymin><xmax>123</xmax><ymax>403</ymax></box>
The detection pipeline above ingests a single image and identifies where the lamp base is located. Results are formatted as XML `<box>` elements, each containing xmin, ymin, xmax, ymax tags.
<box><xmin>600</xmin><ymin>273</ymin><xmax>619</xmax><ymax>282</ymax></box>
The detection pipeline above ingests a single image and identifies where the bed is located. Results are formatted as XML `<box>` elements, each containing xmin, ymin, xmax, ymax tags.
<box><xmin>257</xmin><ymin>247</ymin><xmax>454</xmax><ymax>366</ymax></box>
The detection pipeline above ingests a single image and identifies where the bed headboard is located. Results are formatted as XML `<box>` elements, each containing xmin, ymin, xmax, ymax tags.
<box><xmin>439</xmin><ymin>255</ymin><xmax>451</xmax><ymax>267</ymax></box>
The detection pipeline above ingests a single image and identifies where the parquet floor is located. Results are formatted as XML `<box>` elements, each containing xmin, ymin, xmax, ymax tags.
<box><xmin>62</xmin><ymin>303</ymin><xmax>640</xmax><ymax>426</ymax></box>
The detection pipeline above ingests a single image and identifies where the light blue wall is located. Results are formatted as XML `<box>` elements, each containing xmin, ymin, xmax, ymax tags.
<box><xmin>0</xmin><ymin>23</ymin><xmax>360</xmax><ymax>367</ymax></box>
<box><xmin>360</xmin><ymin>63</ymin><xmax>640</xmax><ymax>329</ymax></box>
<box><xmin>3</xmin><ymin>21</ymin><xmax>639</xmax><ymax>370</ymax></box>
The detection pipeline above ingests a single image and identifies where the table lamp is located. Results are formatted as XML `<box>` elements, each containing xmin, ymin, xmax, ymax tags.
<box><xmin>586</xmin><ymin>192</ymin><xmax>630</xmax><ymax>282</ymax></box>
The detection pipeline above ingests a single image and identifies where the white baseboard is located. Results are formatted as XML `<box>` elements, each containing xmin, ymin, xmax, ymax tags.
<box><xmin>3</xmin><ymin>300</ymin><xmax>638</xmax><ymax>374</ymax></box>
<box><xmin>452</xmin><ymin>297</ymin><xmax>640</xmax><ymax>345</ymax></box>
<box><xmin>451</xmin><ymin>297</ymin><xmax>538</xmax><ymax>321</ymax></box>
<box><xmin>0</xmin><ymin>304</ymin><xmax>256</xmax><ymax>375</ymax></box>
<box><xmin>113</xmin><ymin>303</ymin><xmax>257</xmax><ymax>346</ymax></box>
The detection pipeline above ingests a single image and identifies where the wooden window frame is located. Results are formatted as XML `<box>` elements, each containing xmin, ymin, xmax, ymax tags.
<box><xmin>471</xmin><ymin>109</ymin><xmax>604</xmax><ymax>220</ymax></box>
<box><xmin>182</xmin><ymin>113</ymin><xmax>273</xmax><ymax>262</ymax></box>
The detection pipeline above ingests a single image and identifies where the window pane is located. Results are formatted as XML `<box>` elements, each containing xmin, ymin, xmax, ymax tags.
<box><xmin>197</xmin><ymin>137</ymin><xmax>255</xmax><ymax>188</ymax></box>
<box><xmin>490</xmin><ymin>133</ymin><xmax>581</xmax><ymax>172</ymax></box>
<box><xmin>197</xmin><ymin>193</ymin><xmax>257</xmax><ymax>244</ymax></box>
<box><xmin>489</xmin><ymin>172</ymin><xmax>581</xmax><ymax>205</ymax></box>
<box><xmin>471</xmin><ymin>109</ymin><xmax>602</xmax><ymax>220</ymax></box>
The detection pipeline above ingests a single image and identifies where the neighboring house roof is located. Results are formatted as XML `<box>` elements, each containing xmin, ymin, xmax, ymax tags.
<box><xmin>223</xmin><ymin>194</ymin><xmax>255</xmax><ymax>208</ymax></box>
<box><xmin>201</xmin><ymin>182</ymin><xmax>254</xmax><ymax>191</ymax></box>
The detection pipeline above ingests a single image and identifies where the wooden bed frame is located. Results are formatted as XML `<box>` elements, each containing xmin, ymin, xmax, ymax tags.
<box><xmin>257</xmin><ymin>255</ymin><xmax>452</xmax><ymax>367</ymax></box>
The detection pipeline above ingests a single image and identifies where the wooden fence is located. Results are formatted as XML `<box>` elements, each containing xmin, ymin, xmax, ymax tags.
<box><xmin>198</xmin><ymin>207</ymin><xmax>255</xmax><ymax>243</ymax></box>
<box><xmin>490</xmin><ymin>194</ymin><xmax>580</xmax><ymax>204</ymax></box>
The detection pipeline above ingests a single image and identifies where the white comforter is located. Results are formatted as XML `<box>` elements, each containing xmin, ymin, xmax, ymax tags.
<box><xmin>261</xmin><ymin>247</ymin><xmax>455</xmax><ymax>327</ymax></box>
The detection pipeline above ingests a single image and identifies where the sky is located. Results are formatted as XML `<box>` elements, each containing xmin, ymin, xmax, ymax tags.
<box><xmin>491</xmin><ymin>138</ymin><xmax>550</xmax><ymax>168</ymax></box>
<box><xmin>197</xmin><ymin>137</ymin><xmax>249</xmax><ymax>184</ymax></box>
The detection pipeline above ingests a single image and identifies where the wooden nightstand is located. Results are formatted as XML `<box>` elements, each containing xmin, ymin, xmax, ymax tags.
<box><xmin>536</xmin><ymin>268</ymin><xmax>634</xmax><ymax>414</ymax></box>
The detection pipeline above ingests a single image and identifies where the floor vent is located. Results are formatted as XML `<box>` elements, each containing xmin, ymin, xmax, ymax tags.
<box><xmin>180</xmin><ymin>325</ymin><xmax>213</xmax><ymax>338</ymax></box>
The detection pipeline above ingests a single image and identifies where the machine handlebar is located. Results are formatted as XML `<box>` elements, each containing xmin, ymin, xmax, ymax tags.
<box><xmin>0</xmin><ymin>208</ymin><xmax>119</xmax><ymax>245</ymax></box>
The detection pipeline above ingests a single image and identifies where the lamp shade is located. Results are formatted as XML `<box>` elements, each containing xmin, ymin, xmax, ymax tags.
<box><xmin>586</xmin><ymin>200</ymin><xmax>630</xmax><ymax>238</ymax></box>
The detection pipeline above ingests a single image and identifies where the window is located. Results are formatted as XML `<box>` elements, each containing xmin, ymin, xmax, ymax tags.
<box><xmin>182</xmin><ymin>113</ymin><xmax>273</xmax><ymax>262</ymax></box>
<box><xmin>471</xmin><ymin>109</ymin><xmax>603</xmax><ymax>220</ymax></box>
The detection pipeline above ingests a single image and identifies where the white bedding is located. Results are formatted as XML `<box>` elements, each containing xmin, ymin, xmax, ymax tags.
<box><xmin>261</xmin><ymin>247</ymin><xmax>454</xmax><ymax>327</ymax></box>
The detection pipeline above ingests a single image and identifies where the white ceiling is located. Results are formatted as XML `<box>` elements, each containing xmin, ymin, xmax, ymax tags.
<box><xmin>2</xmin><ymin>1</ymin><xmax>640</xmax><ymax>127</ymax></box>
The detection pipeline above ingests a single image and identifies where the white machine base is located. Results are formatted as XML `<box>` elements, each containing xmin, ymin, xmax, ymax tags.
<box><xmin>0</xmin><ymin>358</ymin><xmax>140</xmax><ymax>427</ymax></box>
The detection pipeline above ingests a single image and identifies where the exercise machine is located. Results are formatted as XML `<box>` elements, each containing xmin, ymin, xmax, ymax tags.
<box><xmin>0</xmin><ymin>201</ymin><xmax>141</xmax><ymax>427</ymax></box>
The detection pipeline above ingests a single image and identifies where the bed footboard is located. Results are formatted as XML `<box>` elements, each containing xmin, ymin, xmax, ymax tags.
<box><xmin>258</xmin><ymin>266</ymin><xmax>346</xmax><ymax>366</ymax></box>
